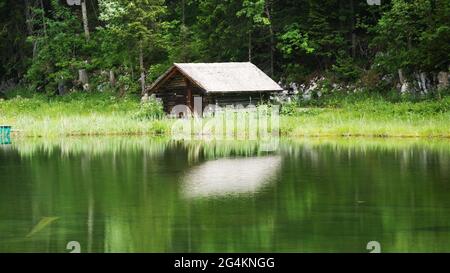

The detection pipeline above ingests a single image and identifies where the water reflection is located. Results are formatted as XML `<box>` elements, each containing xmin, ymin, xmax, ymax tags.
<box><xmin>0</xmin><ymin>137</ymin><xmax>449</xmax><ymax>252</ymax></box>
<box><xmin>183</xmin><ymin>156</ymin><xmax>281</xmax><ymax>198</ymax></box>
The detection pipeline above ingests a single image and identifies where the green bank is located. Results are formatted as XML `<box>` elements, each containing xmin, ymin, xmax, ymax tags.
<box><xmin>0</xmin><ymin>92</ymin><xmax>449</xmax><ymax>138</ymax></box>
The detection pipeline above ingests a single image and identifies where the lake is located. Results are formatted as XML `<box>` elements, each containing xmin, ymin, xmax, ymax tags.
<box><xmin>0</xmin><ymin>137</ymin><xmax>449</xmax><ymax>253</ymax></box>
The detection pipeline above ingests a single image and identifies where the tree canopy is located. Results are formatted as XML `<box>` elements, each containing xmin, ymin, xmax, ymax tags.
<box><xmin>0</xmin><ymin>0</ymin><xmax>448</xmax><ymax>95</ymax></box>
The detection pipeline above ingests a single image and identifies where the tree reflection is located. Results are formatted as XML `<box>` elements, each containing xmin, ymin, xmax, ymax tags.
<box><xmin>0</xmin><ymin>137</ymin><xmax>449</xmax><ymax>252</ymax></box>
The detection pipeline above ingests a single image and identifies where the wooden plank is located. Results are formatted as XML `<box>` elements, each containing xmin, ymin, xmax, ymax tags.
<box><xmin>185</xmin><ymin>77</ymin><xmax>193</xmax><ymax>111</ymax></box>
<box><xmin>148</xmin><ymin>66</ymin><xmax>179</xmax><ymax>93</ymax></box>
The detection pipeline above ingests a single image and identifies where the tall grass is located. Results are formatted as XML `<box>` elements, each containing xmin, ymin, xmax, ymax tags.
<box><xmin>282</xmin><ymin>95</ymin><xmax>450</xmax><ymax>137</ymax></box>
<box><xmin>1</xmin><ymin>92</ymin><xmax>449</xmax><ymax>138</ymax></box>
<box><xmin>0</xmin><ymin>92</ymin><xmax>171</xmax><ymax>137</ymax></box>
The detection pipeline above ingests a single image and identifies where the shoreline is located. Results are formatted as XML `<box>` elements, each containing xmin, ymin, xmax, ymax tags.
<box><xmin>4</xmin><ymin>115</ymin><xmax>450</xmax><ymax>139</ymax></box>
<box><xmin>7</xmin><ymin>128</ymin><xmax>450</xmax><ymax>139</ymax></box>
<box><xmin>2</xmin><ymin>94</ymin><xmax>449</xmax><ymax>139</ymax></box>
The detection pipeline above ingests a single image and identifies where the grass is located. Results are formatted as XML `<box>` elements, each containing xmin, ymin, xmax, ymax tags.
<box><xmin>0</xmin><ymin>91</ymin><xmax>449</xmax><ymax>138</ymax></box>
<box><xmin>0</xmin><ymin>92</ymin><xmax>173</xmax><ymax>137</ymax></box>
<box><xmin>281</xmin><ymin>95</ymin><xmax>450</xmax><ymax>138</ymax></box>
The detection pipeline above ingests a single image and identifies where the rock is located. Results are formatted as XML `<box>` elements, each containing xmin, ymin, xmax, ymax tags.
<box><xmin>400</xmin><ymin>82</ymin><xmax>410</xmax><ymax>94</ymax></box>
<box><xmin>141</xmin><ymin>93</ymin><xmax>150</xmax><ymax>103</ymax></box>
<box><xmin>437</xmin><ymin>71</ymin><xmax>449</xmax><ymax>90</ymax></box>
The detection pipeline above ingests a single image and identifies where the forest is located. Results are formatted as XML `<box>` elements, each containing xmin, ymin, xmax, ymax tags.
<box><xmin>0</xmin><ymin>0</ymin><xmax>448</xmax><ymax>97</ymax></box>
<box><xmin>0</xmin><ymin>0</ymin><xmax>449</xmax><ymax>139</ymax></box>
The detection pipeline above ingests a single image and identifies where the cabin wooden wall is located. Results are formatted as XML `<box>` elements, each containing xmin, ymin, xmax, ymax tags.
<box><xmin>205</xmin><ymin>92</ymin><xmax>270</xmax><ymax>108</ymax></box>
<box><xmin>153</xmin><ymin>71</ymin><xmax>205</xmax><ymax>113</ymax></box>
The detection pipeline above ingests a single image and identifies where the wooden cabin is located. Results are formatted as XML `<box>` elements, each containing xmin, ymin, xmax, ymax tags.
<box><xmin>148</xmin><ymin>62</ymin><xmax>283</xmax><ymax>113</ymax></box>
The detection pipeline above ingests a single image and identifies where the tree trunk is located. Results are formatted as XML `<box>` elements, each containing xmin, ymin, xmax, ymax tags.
<box><xmin>24</xmin><ymin>0</ymin><xmax>38</xmax><ymax>58</ymax></box>
<box><xmin>398</xmin><ymin>69</ymin><xmax>409</xmax><ymax>93</ymax></box>
<box><xmin>437</xmin><ymin>71</ymin><xmax>448</xmax><ymax>89</ymax></box>
<box><xmin>81</xmin><ymin>0</ymin><xmax>90</xmax><ymax>39</ymax></box>
<box><xmin>58</xmin><ymin>80</ymin><xmax>66</xmax><ymax>96</ymax></box>
<box><xmin>265</xmin><ymin>1</ymin><xmax>275</xmax><ymax>78</ymax></box>
<box><xmin>419</xmin><ymin>72</ymin><xmax>428</xmax><ymax>93</ymax></box>
<box><xmin>40</xmin><ymin>0</ymin><xmax>47</xmax><ymax>38</ymax></box>
<box><xmin>139</xmin><ymin>45</ymin><xmax>146</xmax><ymax>95</ymax></box>
<box><xmin>181</xmin><ymin>0</ymin><xmax>187</xmax><ymax>61</ymax></box>
<box><xmin>350</xmin><ymin>0</ymin><xmax>356</xmax><ymax>58</ymax></box>
<box><xmin>24</xmin><ymin>0</ymin><xmax>33</xmax><ymax>35</ymax></box>
<box><xmin>398</xmin><ymin>69</ymin><xmax>404</xmax><ymax>84</ymax></box>
<box><xmin>79</xmin><ymin>69</ymin><xmax>89</xmax><ymax>91</ymax></box>
<box><xmin>109</xmin><ymin>70</ymin><xmax>116</xmax><ymax>87</ymax></box>
<box><xmin>32</xmin><ymin>42</ymin><xmax>38</xmax><ymax>59</ymax></box>
<box><xmin>436</xmin><ymin>71</ymin><xmax>448</xmax><ymax>99</ymax></box>
<box><xmin>248</xmin><ymin>31</ymin><xmax>252</xmax><ymax>62</ymax></box>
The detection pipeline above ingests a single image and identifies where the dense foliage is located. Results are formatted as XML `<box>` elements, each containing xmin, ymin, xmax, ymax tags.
<box><xmin>0</xmin><ymin>0</ymin><xmax>449</xmax><ymax>97</ymax></box>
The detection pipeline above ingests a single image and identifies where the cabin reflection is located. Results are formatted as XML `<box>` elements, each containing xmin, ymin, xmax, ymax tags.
<box><xmin>182</xmin><ymin>156</ymin><xmax>281</xmax><ymax>198</ymax></box>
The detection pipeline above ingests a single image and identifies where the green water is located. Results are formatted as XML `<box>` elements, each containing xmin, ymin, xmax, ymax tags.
<box><xmin>0</xmin><ymin>137</ymin><xmax>449</xmax><ymax>253</ymax></box>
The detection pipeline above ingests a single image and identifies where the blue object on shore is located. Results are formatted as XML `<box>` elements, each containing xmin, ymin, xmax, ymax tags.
<box><xmin>0</xmin><ymin>125</ymin><xmax>11</xmax><ymax>145</ymax></box>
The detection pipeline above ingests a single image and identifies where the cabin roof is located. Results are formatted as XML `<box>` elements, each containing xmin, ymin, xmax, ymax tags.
<box><xmin>149</xmin><ymin>62</ymin><xmax>283</xmax><ymax>93</ymax></box>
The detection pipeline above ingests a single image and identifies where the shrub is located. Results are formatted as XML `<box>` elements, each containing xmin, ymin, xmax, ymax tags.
<box><xmin>280</xmin><ymin>99</ymin><xmax>299</xmax><ymax>116</ymax></box>
<box><xmin>134</xmin><ymin>97</ymin><xmax>164</xmax><ymax>120</ymax></box>
<box><xmin>332</xmin><ymin>56</ymin><xmax>362</xmax><ymax>83</ymax></box>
